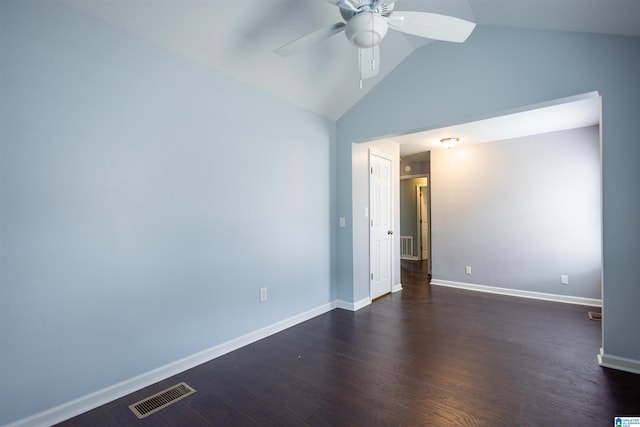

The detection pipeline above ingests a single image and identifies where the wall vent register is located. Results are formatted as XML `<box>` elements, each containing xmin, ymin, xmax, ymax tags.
<box><xmin>129</xmin><ymin>382</ymin><xmax>196</xmax><ymax>419</ymax></box>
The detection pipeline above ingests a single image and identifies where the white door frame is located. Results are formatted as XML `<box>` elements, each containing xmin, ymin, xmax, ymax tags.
<box><xmin>417</xmin><ymin>178</ymin><xmax>431</xmax><ymax>275</ymax></box>
<box><xmin>416</xmin><ymin>177</ymin><xmax>430</xmax><ymax>262</ymax></box>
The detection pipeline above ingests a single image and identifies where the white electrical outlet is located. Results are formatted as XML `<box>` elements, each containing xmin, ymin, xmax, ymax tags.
<box><xmin>260</xmin><ymin>287</ymin><xmax>267</xmax><ymax>301</ymax></box>
<box><xmin>561</xmin><ymin>275</ymin><xmax>569</xmax><ymax>285</ymax></box>
<box><xmin>465</xmin><ymin>266</ymin><xmax>472</xmax><ymax>275</ymax></box>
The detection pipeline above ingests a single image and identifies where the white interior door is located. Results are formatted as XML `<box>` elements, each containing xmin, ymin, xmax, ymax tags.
<box><xmin>420</xmin><ymin>185</ymin><xmax>430</xmax><ymax>260</ymax></box>
<box><xmin>370</xmin><ymin>152</ymin><xmax>392</xmax><ymax>300</ymax></box>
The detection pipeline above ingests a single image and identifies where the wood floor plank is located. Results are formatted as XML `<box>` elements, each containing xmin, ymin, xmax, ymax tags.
<box><xmin>302</xmin><ymin>407</ymin><xmax>360</xmax><ymax>427</ymax></box>
<box><xmin>55</xmin><ymin>260</ymin><xmax>640</xmax><ymax>426</ymax></box>
<box><xmin>203</xmin><ymin>362</ymin><xmax>319</xmax><ymax>423</ymax></box>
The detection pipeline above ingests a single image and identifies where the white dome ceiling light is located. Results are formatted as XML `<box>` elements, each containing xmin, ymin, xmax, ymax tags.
<box><xmin>440</xmin><ymin>137</ymin><xmax>459</xmax><ymax>149</ymax></box>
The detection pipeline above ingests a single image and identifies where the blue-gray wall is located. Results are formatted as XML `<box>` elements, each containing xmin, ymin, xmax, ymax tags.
<box><xmin>0</xmin><ymin>1</ymin><xmax>335</xmax><ymax>424</ymax></box>
<box><xmin>431</xmin><ymin>126</ymin><xmax>601</xmax><ymax>299</ymax></box>
<box><xmin>337</xmin><ymin>27</ymin><xmax>640</xmax><ymax>366</ymax></box>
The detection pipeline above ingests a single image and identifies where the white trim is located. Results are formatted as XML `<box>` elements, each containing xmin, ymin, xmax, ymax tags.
<box><xmin>392</xmin><ymin>283</ymin><xmax>403</xmax><ymax>293</ymax></box>
<box><xmin>598</xmin><ymin>347</ymin><xmax>640</xmax><ymax>375</ymax></box>
<box><xmin>5</xmin><ymin>302</ymin><xmax>337</xmax><ymax>427</ymax></box>
<box><xmin>400</xmin><ymin>255</ymin><xmax>420</xmax><ymax>261</ymax></box>
<box><xmin>399</xmin><ymin>173</ymin><xmax>426</xmax><ymax>180</ymax></box>
<box><xmin>336</xmin><ymin>297</ymin><xmax>372</xmax><ymax>311</ymax></box>
<box><xmin>430</xmin><ymin>279</ymin><xmax>602</xmax><ymax>307</ymax></box>
<box><xmin>418</xmin><ymin>180</ymin><xmax>430</xmax><ymax>264</ymax></box>
<box><xmin>416</xmin><ymin>185</ymin><xmax>422</xmax><ymax>261</ymax></box>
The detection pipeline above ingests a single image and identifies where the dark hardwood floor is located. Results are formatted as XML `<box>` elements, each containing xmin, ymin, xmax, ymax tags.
<box><xmin>57</xmin><ymin>260</ymin><xmax>640</xmax><ymax>426</ymax></box>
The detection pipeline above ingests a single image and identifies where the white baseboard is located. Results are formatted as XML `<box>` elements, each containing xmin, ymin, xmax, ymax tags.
<box><xmin>598</xmin><ymin>348</ymin><xmax>640</xmax><ymax>375</ymax></box>
<box><xmin>5</xmin><ymin>302</ymin><xmax>337</xmax><ymax>427</ymax></box>
<box><xmin>354</xmin><ymin>297</ymin><xmax>372</xmax><ymax>310</ymax></box>
<box><xmin>392</xmin><ymin>283</ymin><xmax>403</xmax><ymax>293</ymax></box>
<box><xmin>430</xmin><ymin>279</ymin><xmax>602</xmax><ymax>307</ymax></box>
<box><xmin>400</xmin><ymin>256</ymin><xmax>420</xmax><ymax>261</ymax></box>
<box><xmin>336</xmin><ymin>297</ymin><xmax>371</xmax><ymax>311</ymax></box>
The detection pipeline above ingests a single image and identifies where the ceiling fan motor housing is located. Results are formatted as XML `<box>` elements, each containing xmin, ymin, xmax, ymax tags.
<box><xmin>340</xmin><ymin>1</ymin><xmax>395</xmax><ymax>21</ymax></box>
<box><xmin>345</xmin><ymin>12</ymin><xmax>389</xmax><ymax>48</ymax></box>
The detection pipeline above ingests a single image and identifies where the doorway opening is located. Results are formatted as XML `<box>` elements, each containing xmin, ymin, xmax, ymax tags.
<box><xmin>353</xmin><ymin>92</ymin><xmax>602</xmax><ymax>316</ymax></box>
<box><xmin>400</xmin><ymin>152</ymin><xmax>431</xmax><ymax>279</ymax></box>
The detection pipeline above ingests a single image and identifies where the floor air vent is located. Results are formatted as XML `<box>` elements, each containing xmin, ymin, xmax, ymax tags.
<box><xmin>129</xmin><ymin>382</ymin><xmax>196</xmax><ymax>419</ymax></box>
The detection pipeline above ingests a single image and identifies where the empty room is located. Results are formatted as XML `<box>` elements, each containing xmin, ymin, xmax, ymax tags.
<box><xmin>1</xmin><ymin>1</ymin><xmax>640</xmax><ymax>426</ymax></box>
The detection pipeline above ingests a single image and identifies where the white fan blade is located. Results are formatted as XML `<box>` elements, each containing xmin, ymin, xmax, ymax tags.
<box><xmin>275</xmin><ymin>22</ymin><xmax>346</xmax><ymax>56</ymax></box>
<box><xmin>387</xmin><ymin>16</ymin><xmax>404</xmax><ymax>26</ymax></box>
<box><xmin>387</xmin><ymin>11</ymin><xmax>475</xmax><ymax>43</ymax></box>
<box><xmin>358</xmin><ymin>45</ymin><xmax>380</xmax><ymax>80</ymax></box>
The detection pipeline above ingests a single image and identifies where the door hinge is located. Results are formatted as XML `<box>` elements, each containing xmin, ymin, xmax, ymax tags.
<box><xmin>371</xmin><ymin>273</ymin><xmax>373</xmax><ymax>280</ymax></box>
<box><xmin>371</xmin><ymin>167</ymin><xmax>373</xmax><ymax>174</ymax></box>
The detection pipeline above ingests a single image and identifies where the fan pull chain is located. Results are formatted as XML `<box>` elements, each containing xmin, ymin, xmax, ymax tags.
<box><xmin>359</xmin><ymin>48</ymin><xmax>363</xmax><ymax>89</ymax></box>
<box><xmin>371</xmin><ymin>11</ymin><xmax>376</xmax><ymax>71</ymax></box>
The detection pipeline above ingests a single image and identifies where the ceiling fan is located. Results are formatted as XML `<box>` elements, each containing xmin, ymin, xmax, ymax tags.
<box><xmin>275</xmin><ymin>0</ymin><xmax>476</xmax><ymax>81</ymax></box>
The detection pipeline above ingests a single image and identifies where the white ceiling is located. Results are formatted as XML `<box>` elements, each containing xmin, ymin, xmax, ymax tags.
<box><xmin>65</xmin><ymin>0</ymin><xmax>640</xmax><ymax>121</ymax></box>
<box><xmin>388</xmin><ymin>92</ymin><xmax>601</xmax><ymax>156</ymax></box>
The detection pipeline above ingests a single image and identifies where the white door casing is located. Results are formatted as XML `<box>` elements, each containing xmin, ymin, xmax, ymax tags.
<box><xmin>420</xmin><ymin>184</ymin><xmax>430</xmax><ymax>260</ymax></box>
<box><xmin>370</xmin><ymin>151</ymin><xmax>393</xmax><ymax>300</ymax></box>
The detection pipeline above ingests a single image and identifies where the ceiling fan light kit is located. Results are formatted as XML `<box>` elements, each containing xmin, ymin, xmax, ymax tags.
<box><xmin>345</xmin><ymin>12</ymin><xmax>388</xmax><ymax>48</ymax></box>
<box><xmin>275</xmin><ymin>1</ymin><xmax>476</xmax><ymax>81</ymax></box>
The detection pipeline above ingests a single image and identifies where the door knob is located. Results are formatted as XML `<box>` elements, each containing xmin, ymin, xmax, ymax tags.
<box><xmin>387</xmin><ymin>230</ymin><xmax>393</xmax><ymax>235</ymax></box>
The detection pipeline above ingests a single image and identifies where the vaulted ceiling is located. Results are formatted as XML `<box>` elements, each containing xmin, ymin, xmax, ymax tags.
<box><xmin>66</xmin><ymin>0</ymin><xmax>640</xmax><ymax>121</ymax></box>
